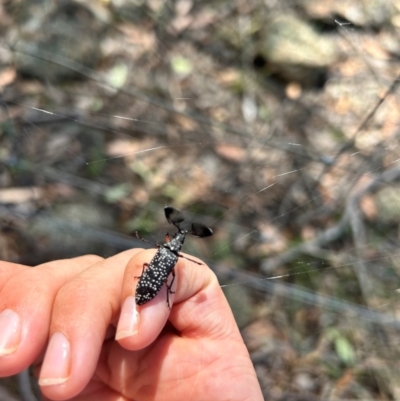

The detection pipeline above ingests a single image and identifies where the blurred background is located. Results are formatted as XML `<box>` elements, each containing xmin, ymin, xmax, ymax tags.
<box><xmin>1</xmin><ymin>0</ymin><xmax>400</xmax><ymax>400</ymax></box>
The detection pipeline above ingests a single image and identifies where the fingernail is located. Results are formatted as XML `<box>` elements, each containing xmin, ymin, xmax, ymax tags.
<box><xmin>0</xmin><ymin>309</ymin><xmax>21</xmax><ymax>356</ymax></box>
<box><xmin>39</xmin><ymin>332</ymin><xmax>70</xmax><ymax>386</ymax></box>
<box><xmin>115</xmin><ymin>296</ymin><xmax>139</xmax><ymax>340</ymax></box>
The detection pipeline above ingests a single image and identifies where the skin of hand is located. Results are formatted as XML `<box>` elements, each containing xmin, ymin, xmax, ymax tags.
<box><xmin>0</xmin><ymin>249</ymin><xmax>264</xmax><ymax>401</ymax></box>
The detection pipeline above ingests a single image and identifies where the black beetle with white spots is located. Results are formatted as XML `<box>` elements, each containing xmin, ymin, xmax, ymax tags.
<box><xmin>135</xmin><ymin>206</ymin><xmax>213</xmax><ymax>308</ymax></box>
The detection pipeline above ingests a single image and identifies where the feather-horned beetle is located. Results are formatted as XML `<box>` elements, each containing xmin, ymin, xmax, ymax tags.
<box><xmin>135</xmin><ymin>206</ymin><xmax>213</xmax><ymax>308</ymax></box>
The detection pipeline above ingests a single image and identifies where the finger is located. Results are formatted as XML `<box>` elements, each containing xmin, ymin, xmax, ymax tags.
<box><xmin>0</xmin><ymin>261</ymin><xmax>28</xmax><ymax>292</ymax></box>
<box><xmin>118</xmin><ymin>248</ymin><xmax>238</xmax><ymax>343</ymax></box>
<box><xmin>115</xmin><ymin>249</ymin><xmax>177</xmax><ymax>350</ymax></box>
<box><xmin>169</xmin><ymin>257</ymin><xmax>264</xmax><ymax>401</ymax></box>
<box><xmin>169</xmin><ymin>255</ymin><xmax>240</xmax><ymax>339</ymax></box>
<box><xmin>112</xmin><ymin>252</ymin><xmax>263</xmax><ymax>401</ymax></box>
<box><xmin>0</xmin><ymin>255</ymin><xmax>104</xmax><ymax>377</ymax></box>
<box><xmin>38</xmin><ymin>249</ymin><xmax>141</xmax><ymax>401</ymax></box>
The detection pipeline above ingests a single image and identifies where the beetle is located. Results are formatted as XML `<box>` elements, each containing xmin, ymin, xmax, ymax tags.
<box><xmin>134</xmin><ymin>206</ymin><xmax>213</xmax><ymax>308</ymax></box>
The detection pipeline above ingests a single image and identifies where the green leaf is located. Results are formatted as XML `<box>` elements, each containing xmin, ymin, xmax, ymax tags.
<box><xmin>170</xmin><ymin>56</ymin><xmax>193</xmax><ymax>76</ymax></box>
<box><xmin>104</xmin><ymin>184</ymin><xmax>131</xmax><ymax>203</ymax></box>
<box><xmin>334</xmin><ymin>336</ymin><xmax>355</xmax><ymax>365</ymax></box>
<box><xmin>106</xmin><ymin>63</ymin><xmax>129</xmax><ymax>89</ymax></box>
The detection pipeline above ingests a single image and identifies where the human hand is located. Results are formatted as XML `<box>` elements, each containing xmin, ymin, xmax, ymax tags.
<box><xmin>0</xmin><ymin>249</ymin><xmax>263</xmax><ymax>400</ymax></box>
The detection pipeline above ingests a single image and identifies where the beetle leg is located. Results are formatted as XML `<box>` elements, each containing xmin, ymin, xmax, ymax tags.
<box><xmin>135</xmin><ymin>263</ymin><xmax>149</xmax><ymax>279</ymax></box>
<box><xmin>165</xmin><ymin>232</ymin><xmax>172</xmax><ymax>243</ymax></box>
<box><xmin>135</xmin><ymin>231</ymin><xmax>159</xmax><ymax>247</ymax></box>
<box><xmin>167</xmin><ymin>268</ymin><xmax>176</xmax><ymax>293</ymax></box>
<box><xmin>166</xmin><ymin>268</ymin><xmax>176</xmax><ymax>309</ymax></box>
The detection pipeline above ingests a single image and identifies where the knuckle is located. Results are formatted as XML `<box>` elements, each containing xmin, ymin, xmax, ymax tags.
<box><xmin>56</xmin><ymin>276</ymin><xmax>94</xmax><ymax>305</ymax></box>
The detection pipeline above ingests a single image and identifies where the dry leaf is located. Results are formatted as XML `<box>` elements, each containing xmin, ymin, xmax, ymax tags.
<box><xmin>119</xmin><ymin>23</ymin><xmax>156</xmax><ymax>51</ymax></box>
<box><xmin>0</xmin><ymin>67</ymin><xmax>16</xmax><ymax>89</ymax></box>
<box><xmin>0</xmin><ymin>187</ymin><xmax>43</xmax><ymax>204</ymax></box>
<box><xmin>360</xmin><ymin>195</ymin><xmax>377</xmax><ymax>219</ymax></box>
<box><xmin>215</xmin><ymin>144</ymin><xmax>246</xmax><ymax>162</ymax></box>
<box><xmin>217</xmin><ymin>68</ymin><xmax>240</xmax><ymax>85</ymax></box>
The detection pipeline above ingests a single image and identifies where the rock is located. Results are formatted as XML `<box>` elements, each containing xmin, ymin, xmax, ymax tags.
<box><xmin>27</xmin><ymin>196</ymin><xmax>119</xmax><ymax>261</ymax></box>
<box><xmin>301</xmin><ymin>0</ymin><xmax>396</xmax><ymax>28</ymax></box>
<box><xmin>259</xmin><ymin>14</ymin><xmax>338</xmax><ymax>85</ymax></box>
<box><xmin>262</xmin><ymin>15</ymin><xmax>337</xmax><ymax>68</ymax></box>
